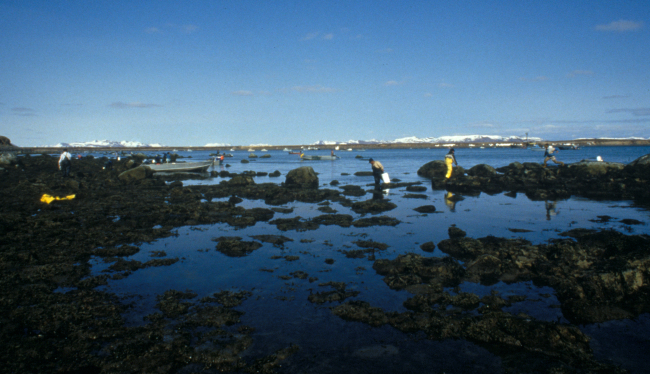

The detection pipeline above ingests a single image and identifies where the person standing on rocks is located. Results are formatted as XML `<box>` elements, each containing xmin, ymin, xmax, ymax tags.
<box><xmin>543</xmin><ymin>143</ymin><xmax>564</xmax><ymax>167</ymax></box>
<box><xmin>445</xmin><ymin>148</ymin><xmax>458</xmax><ymax>179</ymax></box>
<box><xmin>58</xmin><ymin>148</ymin><xmax>72</xmax><ymax>177</ymax></box>
<box><xmin>369</xmin><ymin>158</ymin><xmax>384</xmax><ymax>187</ymax></box>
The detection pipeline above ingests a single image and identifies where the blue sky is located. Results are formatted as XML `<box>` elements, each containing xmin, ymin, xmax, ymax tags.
<box><xmin>1</xmin><ymin>1</ymin><xmax>649</xmax><ymax>146</ymax></box>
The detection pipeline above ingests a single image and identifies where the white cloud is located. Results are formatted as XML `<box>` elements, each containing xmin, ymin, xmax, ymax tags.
<box><xmin>291</xmin><ymin>85</ymin><xmax>337</xmax><ymax>93</ymax></box>
<box><xmin>181</xmin><ymin>24</ymin><xmax>198</xmax><ymax>34</ymax></box>
<box><xmin>231</xmin><ymin>90</ymin><xmax>254</xmax><ymax>96</ymax></box>
<box><xmin>438</xmin><ymin>82</ymin><xmax>454</xmax><ymax>88</ymax></box>
<box><xmin>595</xmin><ymin>20</ymin><xmax>643</xmax><ymax>32</ymax></box>
<box><xmin>385</xmin><ymin>80</ymin><xmax>402</xmax><ymax>86</ymax></box>
<box><xmin>146</xmin><ymin>24</ymin><xmax>198</xmax><ymax>35</ymax></box>
<box><xmin>300</xmin><ymin>32</ymin><xmax>320</xmax><ymax>41</ymax></box>
<box><xmin>110</xmin><ymin>101</ymin><xmax>161</xmax><ymax>108</ymax></box>
<box><xmin>423</xmin><ymin>92</ymin><xmax>432</xmax><ymax>97</ymax></box>
<box><xmin>322</xmin><ymin>33</ymin><xmax>334</xmax><ymax>40</ymax></box>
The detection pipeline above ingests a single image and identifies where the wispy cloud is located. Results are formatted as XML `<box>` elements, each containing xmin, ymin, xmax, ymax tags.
<box><xmin>146</xmin><ymin>24</ymin><xmax>198</xmax><ymax>35</ymax></box>
<box><xmin>469</xmin><ymin>122</ymin><xmax>495</xmax><ymax>128</ymax></box>
<box><xmin>300</xmin><ymin>32</ymin><xmax>320</xmax><ymax>41</ymax></box>
<box><xmin>566</xmin><ymin>70</ymin><xmax>594</xmax><ymax>78</ymax></box>
<box><xmin>12</xmin><ymin>107</ymin><xmax>36</xmax><ymax>116</ymax></box>
<box><xmin>231</xmin><ymin>90</ymin><xmax>254</xmax><ymax>96</ymax></box>
<box><xmin>438</xmin><ymin>82</ymin><xmax>454</xmax><ymax>88</ymax></box>
<box><xmin>376</xmin><ymin>48</ymin><xmax>393</xmax><ymax>54</ymax></box>
<box><xmin>300</xmin><ymin>32</ymin><xmax>334</xmax><ymax>41</ymax></box>
<box><xmin>519</xmin><ymin>76</ymin><xmax>549</xmax><ymax>82</ymax></box>
<box><xmin>145</xmin><ymin>27</ymin><xmax>162</xmax><ymax>34</ymax></box>
<box><xmin>607</xmin><ymin>108</ymin><xmax>650</xmax><ymax>116</ymax></box>
<box><xmin>110</xmin><ymin>101</ymin><xmax>161</xmax><ymax>108</ymax></box>
<box><xmin>603</xmin><ymin>95</ymin><xmax>629</xmax><ymax>99</ymax></box>
<box><xmin>291</xmin><ymin>85</ymin><xmax>338</xmax><ymax>93</ymax></box>
<box><xmin>385</xmin><ymin>80</ymin><xmax>403</xmax><ymax>86</ymax></box>
<box><xmin>423</xmin><ymin>92</ymin><xmax>432</xmax><ymax>97</ymax></box>
<box><xmin>595</xmin><ymin>20</ymin><xmax>643</xmax><ymax>32</ymax></box>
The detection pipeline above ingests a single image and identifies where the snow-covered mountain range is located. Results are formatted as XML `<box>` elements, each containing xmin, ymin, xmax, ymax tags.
<box><xmin>312</xmin><ymin>135</ymin><xmax>542</xmax><ymax>146</ymax></box>
<box><xmin>49</xmin><ymin>140</ymin><xmax>165</xmax><ymax>148</ymax></box>
<box><xmin>44</xmin><ymin>135</ymin><xmax>648</xmax><ymax>148</ymax></box>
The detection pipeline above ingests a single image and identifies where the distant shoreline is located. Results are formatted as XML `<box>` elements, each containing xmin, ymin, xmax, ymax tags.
<box><xmin>3</xmin><ymin>138</ymin><xmax>650</xmax><ymax>154</ymax></box>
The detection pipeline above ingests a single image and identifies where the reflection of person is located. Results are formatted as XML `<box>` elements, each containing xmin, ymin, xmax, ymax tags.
<box><xmin>369</xmin><ymin>158</ymin><xmax>384</xmax><ymax>187</ymax></box>
<box><xmin>445</xmin><ymin>149</ymin><xmax>458</xmax><ymax>179</ymax></box>
<box><xmin>444</xmin><ymin>191</ymin><xmax>456</xmax><ymax>212</ymax></box>
<box><xmin>58</xmin><ymin>148</ymin><xmax>72</xmax><ymax>177</ymax></box>
<box><xmin>543</xmin><ymin>144</ymin><xmax>564</xmax><ymax>167</ymax></box>
<box><xmin>545</xmin><ymin>200</ymin><xmax>558</xmax><ymax>220</ymax></box>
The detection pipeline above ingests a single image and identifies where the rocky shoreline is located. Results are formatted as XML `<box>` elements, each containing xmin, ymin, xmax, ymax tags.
<box><xmin>1</xmin><ymin>152</ymin><xmax>649</xmax><ymax>373</ymax></box>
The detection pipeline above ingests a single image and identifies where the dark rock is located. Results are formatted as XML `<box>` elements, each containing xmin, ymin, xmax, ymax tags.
<box><xmin>448</xmin><ymin>226</ymin><xmax>466</xmax><ymax>239</ymax></box>
<box><xmin>118</xmin><ymin>165</ymin><xmax>154</xmax><ymax>183</ymax></box>
<box><xmin>349</xmin><ymin>199</ymin><xmax>397</xmax><ymax>214</ymax></box>
<box><xmin>215</xmin><ymin>238</ymin><xmax>263</xmax><ymax>257</ymax></box>
<box><xmin>467</xmin><ymin>164</ymin><xmax>496</xmax><ymax>177</ymax></box>
<box><xmin>414</xmin><ymin>205</ymin><xmax>436</xmax><ymax>213</ymax></box>
<box><xmin>420</xmin><ymin>242</ymin><xmax>436</xmax><ymax>252</ymax></box>
<box><xmin>406</xmin><ymin>185</ymin><xmax>427</xmax><ymax>192</ymax></box>
<box><xmin>285</xmin><ymin>166</ymin><xmax>319</xmax><ymax>189</ymax></box>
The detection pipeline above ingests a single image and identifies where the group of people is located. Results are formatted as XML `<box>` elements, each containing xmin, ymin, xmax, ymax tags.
<box><xmin>58</xmin><ymin>144</ymin><xmax>567</xmax><ymax>181</ymax></box>
<box><xmin>367</xmin><ymin>143</ymin><xmax>566</xmax><ymax>188</ymax></box>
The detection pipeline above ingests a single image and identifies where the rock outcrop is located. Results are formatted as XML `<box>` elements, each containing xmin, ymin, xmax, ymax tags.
<box><xmin>424</xmin><ymin>155</ymin><xmax>650</xmax><ymax>201</ymax></box>
<box><xmin>284</xmin><ymin>166</ymin><xmax>319</xmax><ymax>189</ymax></box>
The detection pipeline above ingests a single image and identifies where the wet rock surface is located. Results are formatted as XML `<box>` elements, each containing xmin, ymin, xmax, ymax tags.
<box><xmin>423</xmin><ymin>156</ymin><xmax>650</xmax><ymax>201</ymax></box>
<box><xmin>330</xmin><ymin>224</ymin><xmax>650</xmax><ymax>373</ymax></box>
<box><xmin>2</xmin><ymin>153</ymin><xmax>650</xmax><ymax>373</ymax></box>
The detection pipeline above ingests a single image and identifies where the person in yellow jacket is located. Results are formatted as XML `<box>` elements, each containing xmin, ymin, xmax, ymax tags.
<box><xmin>445</xmin><ymin>148</ymin><xmax>458</xmax><ymax>179</ymax></box>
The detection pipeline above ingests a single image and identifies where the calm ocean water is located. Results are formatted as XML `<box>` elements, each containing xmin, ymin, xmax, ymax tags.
<box><xmin>86</xmin><ymin>146</ymin><xmax>650</xmax><ymax>373</ymax></box>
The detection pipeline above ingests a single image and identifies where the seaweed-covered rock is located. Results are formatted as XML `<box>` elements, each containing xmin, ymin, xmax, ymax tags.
<box><xmin>349</xmin><ymin>199</ymin><xmax>397</xmax><ymax>214</ymax></box>
<box><xmin>118</xmin><ymin>165</ymin><xmax>154</xmax><ymax>183</ymax></box>
<box><xmin>467</xmin><ymin>164</ymin><xmax>496</xmax><ymax>177</ymax></box>
<box><xmin>215</xmin><ymin>238</ymin><xmax>263</xmax><ymax>257</ymax></box>
<box><xmin>417</xmin><ymin>160</ymin><xmax>447</xmax><ymax>179</ymax></box>
<box><xmin>285</xmin><ymin>166</ymin><xmax>319</xmax><ymax>189</ymax></box>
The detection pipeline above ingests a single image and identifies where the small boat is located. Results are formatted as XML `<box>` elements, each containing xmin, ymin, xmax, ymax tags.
<box><xmin>558</xmin><ymin>144</ymin><xmax>580</xmax><ymax>150</ymax></box>
<box><xmin>289</xmin><ymin>151</ymin><xmax>302</xmax><ymax>155</ymax></box>
<box><xmin>261</xmin><ymin>149</ymin><xmax>268</xmax><ymax>152</ymax></box>
<box><xmin>147</xmin><ymin>159</ymin><xmax>214</xmax><ymax>173</ymax></box>
<box><xmin>301</xmin><ymin>155</ymin><xmax>340</xmax><ymax>161</ymax></box>
<box><xmin>283</xmin><ymin>148</ymin><xmax>291</xmax><ymax>152</ymax></box>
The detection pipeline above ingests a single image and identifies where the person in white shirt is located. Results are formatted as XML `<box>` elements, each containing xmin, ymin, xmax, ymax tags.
<box><xmin>543</xmin><ymin>144</ymin><xmax>564</xmax><ymax>167</ymax></box>
<box><xmin>58</xmin><ymin>148</ymin><xmax>72</xmax><ymax>177</ymax></box>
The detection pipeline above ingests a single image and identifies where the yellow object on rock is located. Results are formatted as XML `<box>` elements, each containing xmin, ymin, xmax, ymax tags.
<box><xmin>40</xmin><ymin>194</ymin><xmax>76</xmax><ymax>204</ymax></box>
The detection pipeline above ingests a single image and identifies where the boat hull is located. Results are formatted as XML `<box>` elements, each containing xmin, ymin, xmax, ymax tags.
<box><xmin>301</xmin><ymin>155</ymin><xmax>340</xmax><ymax>161</ymax></box>
<box><xmin>146</xmin><ymin>160</ymin><xmax>214</xmax><ymax>172</ymax></box>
